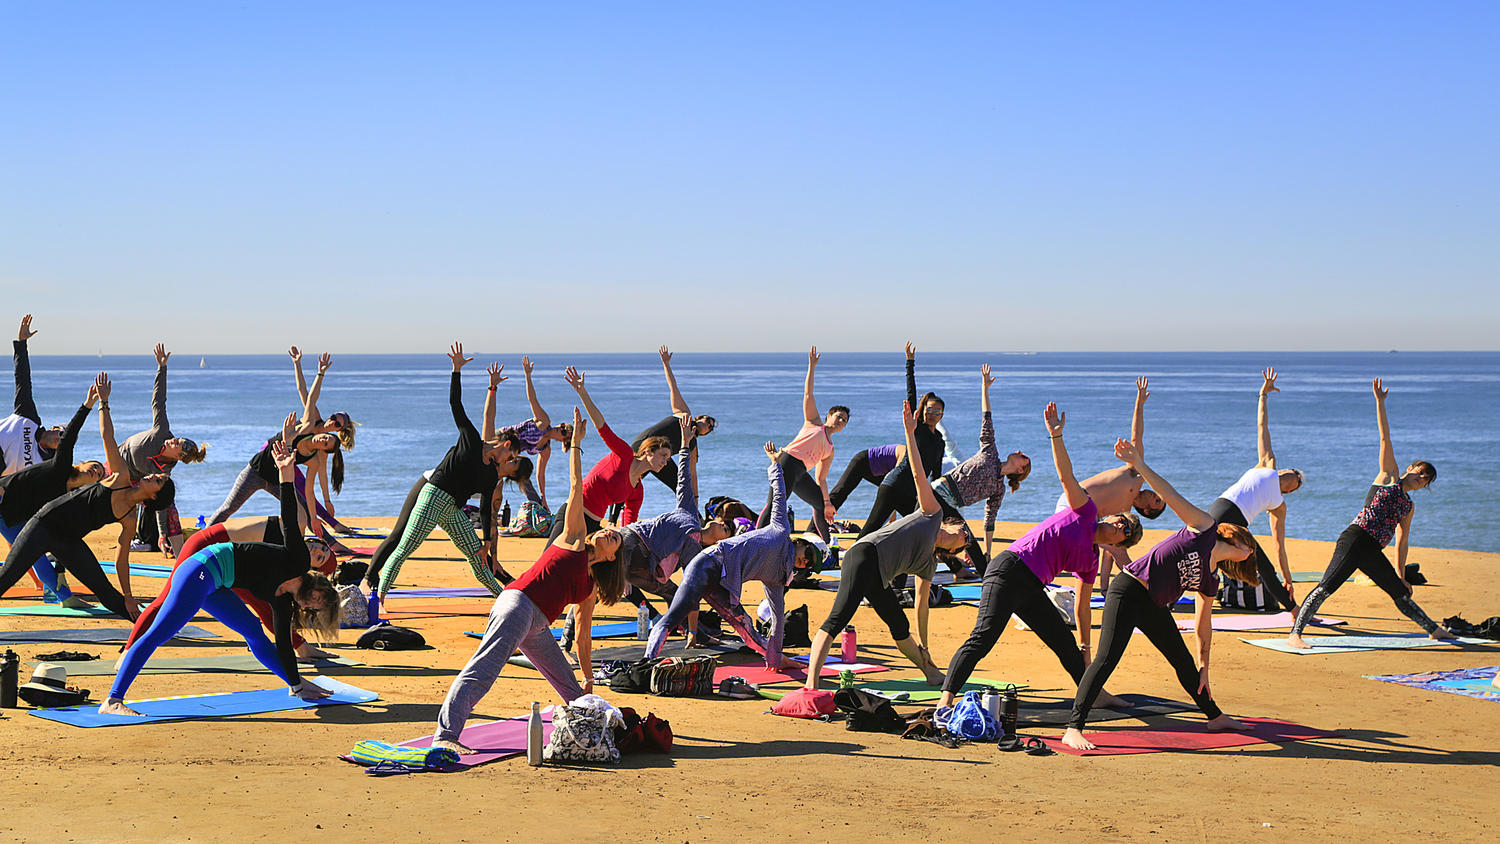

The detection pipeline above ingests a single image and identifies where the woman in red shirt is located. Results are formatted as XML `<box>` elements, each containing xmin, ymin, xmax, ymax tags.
<box><xmin>434</xmin><ymin>408</ymin><xmax>628</xmax><ymax>754</ymax></box>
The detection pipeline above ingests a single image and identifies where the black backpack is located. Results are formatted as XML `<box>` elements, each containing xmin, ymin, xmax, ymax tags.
<box><xmin>833</xmin><ymin>687</ymin><xmax>906</xmax><ymax>733</ymax></box>
<box><xmin>1217</xmin><ymin>572</ymin><xmax>1277</xmax><ymax>612</ymax></box>
<box><xmin>355</xmin><ymin>621</ymin><xmax>426</xmax><ymax>650</ymax></box>
<box><xmin>757</xmin><ymin>604</ymin><xmax>811</xmax><ymax>649</ymax></box>
<box><xmin>608</xmin><ymin>658</ymin><xmax>659</xmax><ymax>694</ymax></box>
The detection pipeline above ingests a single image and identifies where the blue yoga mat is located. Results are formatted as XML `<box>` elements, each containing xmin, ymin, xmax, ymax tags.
<box><xmin>462</xmin><ymin>621</ymin><xmax>639</xmax><ymax>642</ymax></box>
<box><xmin>0</xmin><ymin>625</ymin><xmax>219</xmax><ymax>644</ymax></box>
<box><xmin>28</xmin><ymin>677</ymin><xmax>379</xmax><ymax>727</ymax></box>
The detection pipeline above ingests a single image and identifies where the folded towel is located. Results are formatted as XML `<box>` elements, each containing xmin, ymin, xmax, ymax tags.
<box><xmin>347</xmin><ymin>740</ymin><xmax>459</xmax><ymax>771</ymax></box>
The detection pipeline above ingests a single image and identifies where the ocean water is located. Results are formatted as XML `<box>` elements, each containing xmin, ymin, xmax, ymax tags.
<box><xmin>23</xmin><ymin>351</ymin><xmax>1500</xmax><ymax>554</ymax></box>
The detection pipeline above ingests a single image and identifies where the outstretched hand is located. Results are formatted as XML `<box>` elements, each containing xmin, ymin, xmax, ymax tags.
<box><xmin>317</xmin><ymin>353</ymin><xmax>332</xmax><ymax>375</ymax></box>
<box><xmin>1260</xmin><ymin>367</ymin><xmax>1279</xmax><ymax>396</ymax></box>
<box><xmin>449</xmin><ymin>342</ymin><xmax>472</xmax><ymax>372</ymax></box>
<box><xmin>901</xmin><ymin>400</ymin><xmax>917</xmax><ymax>434</ymax></box>
<box><xmin>153</xmin><ymin>343</ymin><xmax>170</xmax><ymax>367</ymax></box>
<box><xmin>570</xmin><ymin>406</ymin><xmax>587</xmax><ymax>447</ymax></box>
<box><xmin>1114</xmin><ymin>437</ymin><xmax>1142</xmax><ymax>466</ymax></box>
<box><xmin>680</xmin><ymin>414</ymin><xmax>695</xmax><ymax>446</ymax></box>
<box><xmin>521</xmin><ymin>356</ymin><xmax>534</xmax><ymax>377</ymax></box>
<box><xmin>271</xmin><ymin>439</ymin><xmax>296</xmax><ymax>471</ymax></box>
<box><xmin>288</xmin><ymin>346</ymin><xmax>301</xmax><ymax>364</ymax></box>
<box><xmin>981</xmin><ymin>363</ymin><xmax>994</xmax><ymax>390</ymax></box>
<box><xmin>95</xmin><ymin>373</ymin><xmax>111</xmax><ymax>404</ymax></box>
<box><xmin>281</xmin><ymin>411</ymin><xmax>298</xmax><ymax>444</ymax></box>
<box><xmin>808</xmin><ymin>345</ymin><xmax>820</xmax><ymax>367</ymax></box>
<box><xmin>764</xmin><ymin>441</ymin><xmax>780</xmax><ymax>462</ymax></box>
<box><xmin>1372</xmin><ymin>378</ymin><xmax>1388</xmax><ymax>401</ymax></box>
<box><xmin>1044</xmin><ymin>402</ymin><xmax>1065</xmax><ymax>437</ymax></box>
<box><xmin>564</xmin><ymin>366</ymin><xmax>586</xmax><ymax>393</ymax></box>
<box><xmin>86</xmin><ymin>383</ymin><xmax>100</xmax><ymax>406</ymax></box>
<box><xmin>659</xmin><ymin>345</ymin><xmax>672</xmax><ymax>365</ymax></box>
<box><xmin>18</xmin><ymin>314</ymin><xmax>36</xmax><ymax>342</ymax></box>
<box><xmin>1135</xmin><ymin>376</ymin><xmax>1150</xmax><ymax>401</ymax></box>
<box><xmin>488</xmin><ymin>362</ymin><xmax>508</xmax><ymax>388</ymax></box>
<box><xmin>904</xmin><ymin>341</ymin><xmax>915</xmax><ymax>360</ymax></box>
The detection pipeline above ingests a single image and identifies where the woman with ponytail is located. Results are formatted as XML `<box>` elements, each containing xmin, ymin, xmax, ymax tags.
<box><xmin>433</xmin><ymin>407</ymin><xmax>626</xmax><ymax>754</ymax></box>
<box><xmin>117</xmin><ymin>343</ymin><xmax>206</xmax><ymax>558</ymax></box>
<box><xmin>101</xmin><ymin>439</ymin><xmax>339</xmax><ymax>715</ymax></box>
<box><xmin>1062</xmin><ymin>438</ymin><xmax>1259</xmax><ymax>751</ymax></box>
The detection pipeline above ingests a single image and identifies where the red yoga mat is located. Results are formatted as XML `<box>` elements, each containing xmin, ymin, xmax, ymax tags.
<box><xmin>1040</xmin><ymin>717</ymin><xmax>1341</xmax><ymax>756</ymax></box>
<box><xmin>713</xmin><ymin>662</ymin><xmax>889</xmax><ymax>686</ymax></box>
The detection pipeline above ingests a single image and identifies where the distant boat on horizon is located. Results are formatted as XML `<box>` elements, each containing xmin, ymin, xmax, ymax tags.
<box><xmin>200</xmin><ymin>356</ymin><xmax>207</xmax><ymax>368</ymax></box>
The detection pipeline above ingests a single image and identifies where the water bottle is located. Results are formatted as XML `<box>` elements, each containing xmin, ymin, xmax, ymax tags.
<box><xmin>828</xmin><ymin>535</ymin><xmax>841</xmax><ymax>570</ymax></box>
<box><xmin>839</xmin><ymin>669</ymin><xmax>855</xmax><ymax>689</ymax></box>
<box><xmin>636</xmin><ymin>602</ymin><xmax>650</xmax><ymax>639</ymax></box>
<box><xmin>366</xmin><ymin>591</ymin><xmax>381</xmax><ymax>625</ymax></box>
<box><xmin>840</xmin><ymin>626</ymin><xmax>857</xmax><ymax>664</ymax></box>
<box><xmin>195</xmin><ymin>515</ymin><xmax>206</xmax><ymax>529</ymax></box>
<box><xmin>0</xmin><ymin>649</ymin><xmax>17</xmax><ymax>708</ymax></box>
<box><xmin>1000</xmin><ymin>684</ymin><xmax>1019</xmax><ymax>738</ymax></box>
<box><xmin>527</xmin><ymin>701</ymin><xmax>544</xmax><ymax>766</ymax></box>
<box><xmin>500</xmin><ymin>502</ymin><xmax>511</xmax><ymax>529</ymax></box>
<box><xmin>982</xmin><ymin>689</ymin><xmax>1000</xmax><ymax>723</ymax></box>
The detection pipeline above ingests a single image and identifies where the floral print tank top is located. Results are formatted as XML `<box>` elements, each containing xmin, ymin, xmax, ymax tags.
<box><xmin>1352</xmin><ymin>483</ymin><xmax>1411</xmax><ymax>548</ymax></box>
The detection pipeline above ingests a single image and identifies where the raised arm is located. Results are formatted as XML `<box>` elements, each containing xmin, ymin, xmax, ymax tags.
<box><xmin>563</xmin><ymin>366</ymin><xmax>607</xmax><ymax>433</ymax></box>
<box><xmin>520</xmin><ymin>356</ymin><xmax>551</xmax><ymax>429</ymax></box>
<box><xmin>56</xmin><ymin>379</ymin><xmax>100</xmax><ymax>464</ymax></box>
<box><xmin>482</xmin><ymin>362</ymin><xmax>508</xmax><ymax>441</ymax></box>
<box><xmin>980</xmin><ymin>363</ymin><xmax>993</xmax><ymax>417</ymax></box>
<box><xmin>1129</xmin><ymin>376</ymin><xmax>1149</xmax><ymax>456</ymax></box>
<box><xmin>763</xmin><ymin>442</ymin><xmax>789</xmax><ymax>530</ymax></box>
<box><xmin>560</xmin><ymin>406</ymin><xmax>589</xmax><ymax>544</ymax></box>
<box><xmin>673</xmin><ymin>415</ymin><xmax>697</xmax><ymax>513</ymax></box>
<box><xmin>289</xmin><ymin>346</ymin><xmax>310</xmax><ymax>404</ymax></box>
<box><xmin>903</xmin><ymin>401</ymin><xmax>940</xmax><ymax>517</ymax></box>
<box><xmin>1046</xmin><ymin>403</ymin><xmax>1090</xmax><ymax>510</ymax></box>
<box><xmin>1256</xmin><ymin>367</ymin><xmax>1278</xmax><ymax>469</ymax></box>
<box><xmin>149</xmin><ymin>344</ymin><xmax>170</xmax><ymax>433</ymax></box>
<box><xmin>300</xmin><ymin>353</ymin><xmax>331</xmax><ymax>425</ymax></box>
<box><xmin>96</xmin><ymin>375</ymin><xmax>127</xmax><ymax>476</ymax></box>
<box><xmin>904</xmin><ymin>342</ymin><xmax>918</xmax><ymax>407</ymax></box>
<box><xmin>12</xmin><ymin>315</ymin><xmax>39</xmax><ymax>423</ymax></box>
<box><xmin>447</xmin><ymin>342</ymin><xmax>476</xmax><ymax>431</ymax></box>
<box><xmin>659</xmin><ymin>345</ymin><xmax>690</xmax><ymax>416</ymax></box>
<box><xmin>1372</xmin><ymin>378</ymin><xmax>1399</xmax><ymax>484</ymax></box>
<box><xmin>802</xmin><ymin>346</ymin><xmax>822</xmax><ymax>425</ymax></box>
<box><xmin>1113</xmin><ymin>439</ymin><xmax>1214</xmax><ymax>531</ymax></box>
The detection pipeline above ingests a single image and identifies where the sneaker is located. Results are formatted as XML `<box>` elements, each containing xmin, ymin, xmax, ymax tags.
<box><xmin>716</xmin><ymin>677</ymin><xmax>759</xmax><ymax>700</ymax></box>
<box><xmin>129</xmin><ymin>540</ymin><xmax>153</xmax><ymax>552</ymax></box>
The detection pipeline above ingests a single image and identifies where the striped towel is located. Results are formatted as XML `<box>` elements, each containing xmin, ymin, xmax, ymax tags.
<box><xmin>347</xmin><ymin>740</ymin><xmax>459</xmax><ymax>771</ymax></box>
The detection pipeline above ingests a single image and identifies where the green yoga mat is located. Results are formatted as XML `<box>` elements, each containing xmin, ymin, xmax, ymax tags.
<box><xmin>855</xmin><ymin>677</ymin><xmax>1024</xmax><ymax>703</ymax></box>
<box><xmin>33</xmin><ymin>654</ymin><xmax>364</xmax><ymax>676</ymax></box>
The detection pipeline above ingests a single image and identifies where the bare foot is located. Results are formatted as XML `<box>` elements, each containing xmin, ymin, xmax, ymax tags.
<box><xmin>431</xmin><ymin>739</ymin><xmax>473</xmax><ymax>755</ymax></box>
<box><xmin>1060</xmin><ymin>727</ymin><xmax>1096</xmax><ymax>751</ymax></box>
<box><xmin>1285</xmin><ymin>633</ymin><xmax>1313</xmax><ymax>650</ymax></box>
<box><xmin>1094</xmin><ymin>690</ymin><xmax>1128</xmax><ymax>709</ymax></box>
<box><xmin>1205</xmin><ymin>715</ymin><xmax>1252</xmax><ymax>732</ymax></box>
<box><xmin>98</xmin><ymin>699</ymin><xmax>143</xmax><ymax>717</ymax></box>
<box><xmin>921</xmin><ymin>664</ymin><xmax>946</xmax><ymax>686</ymax></box>
<box><xmin>296</xmin><ymin>644</ymin><xmax>337</xmax><ymax>661</ymax></box>
<box><xmin>1430</xmin><ymin>627</ymin><xmax>1457</xmax><ymax>641</ymax></box>
<box><xmin>61</xmin><ymin>596</ymin><xmax>96</xmax><ymax>610</ymax></box>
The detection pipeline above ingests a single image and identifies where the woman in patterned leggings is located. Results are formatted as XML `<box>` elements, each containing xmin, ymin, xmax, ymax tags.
<box><xmin>364</xmin><ymin>343</ymin><xmax>526</xmax><ymax>599</ymax></box>
<box><xmin>1286</xmin><ymin>379</ymin><xmax>1454</xmax><ymax>648</ymax></box>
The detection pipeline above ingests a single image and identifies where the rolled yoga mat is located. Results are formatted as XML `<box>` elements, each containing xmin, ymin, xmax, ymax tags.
<box><xmin>29</xmin><ymin>677</ymin><xmax>378</xmax><ymax>728</ymax></box>
<box><xmin>853</xmin><ymin>676</ymin><xmax>1023</xmax><ymax>703</ymax></box>
<box><xmin>1039</xmin><ymin>717</ymin><xmax>1341</xmax><ymax>756</ymax></box>
<box><xmin>0</xmin><ymin>625</ymin><xmax>219</xmax><ymax>644</ymax></box>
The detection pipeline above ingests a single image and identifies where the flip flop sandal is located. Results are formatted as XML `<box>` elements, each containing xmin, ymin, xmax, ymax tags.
<box><xmin>363</xmin><ymin>760</ymin><xmax>426</xmax><ymax>776</ymax></box>
<box><xmin>1023</xmin><ymin>737</ymin><xmax>1056</xmax><ymax>757</ymax></box>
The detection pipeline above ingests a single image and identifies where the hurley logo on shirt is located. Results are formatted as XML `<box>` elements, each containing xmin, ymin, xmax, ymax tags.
<box><xmin>1177</xmin><ymin>551</ymin><xmax>1203</xmax><ymax>592</ymax></box>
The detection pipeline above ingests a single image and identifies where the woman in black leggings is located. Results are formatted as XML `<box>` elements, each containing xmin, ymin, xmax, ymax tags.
<box><xmin>1287</xmin><ymin>379</ymin><xmax>1452</xmax><ymax>648</ymax></box>
<box><xmin>827</xmin><ymin>443</ymin><xmax>902</xmax><ymax>510</ymax></box>
<box><xmin>0</xmin><ymin>375</ymin><xmax>170</xmax><ymax>619</ymax></box>
<box><xmin>756</xmin><ymin>346</ymin><xmax>847</xmax><ymax>542</ymax></box>
<box><xmin>1062</xmin><ymin>439</ymin><xmax>1259</xmax><ymax>751</ymax></box>
<box><xmin>803</xmin><ymin>400</ymin><xmax>971</xmax><ymax>689</ymax></box>
<box><xmin>858</xmin><ymin>343</ymin><xmax>946</xmax><ymax>538</ymax></box>
<box><xmin>940</xmin><ymin>402</ymin><xmax>1141</xmax><ymax>709</ymax></box>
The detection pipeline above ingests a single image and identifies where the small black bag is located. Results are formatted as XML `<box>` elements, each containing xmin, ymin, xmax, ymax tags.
<box><xmin>336</xmin><ymin>560</ymin><xmax>369</xmax><ymax>586</ymax></box>
<box><xmin>758</xmin><ymin>604</ymin><xmax>811</xmax><ymax>649</ymax></box>
<box><xmin>833</xmin><ymin>687</ymin><xmax>906</xmax><ymax>733</ymax></box>
<box><xmin>608</xmin><ymin>658</ymin><xmax>660</xmax><ymax>694</ymax></box>
<box><xmin>898</xmin><ymin>583</ymin><xmax>953</xmax><ymax>609</ymax></box>
<box><xmin>355</xmin><ymin>621</ymin><xmax>426</xmax><ymax>650</ymax></box>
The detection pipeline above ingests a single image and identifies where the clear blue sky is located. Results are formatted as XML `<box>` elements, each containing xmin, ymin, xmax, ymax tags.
<box><xmin>2</xmin><ymin>2</ymin><xmax>1496</xmax><ymax>353</ymax></box>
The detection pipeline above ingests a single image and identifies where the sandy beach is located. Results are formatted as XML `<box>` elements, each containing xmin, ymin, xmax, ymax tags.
<box><xmin>2</xmin><ymin>518</ymin><xmax>1497</xmax><ymax>843</ymax></box>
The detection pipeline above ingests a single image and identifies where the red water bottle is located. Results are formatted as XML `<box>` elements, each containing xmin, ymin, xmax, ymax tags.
<box><xmin>840</xmin><ymin>626</ymin><xmax>857</xmax><ymax>664</ymax></box>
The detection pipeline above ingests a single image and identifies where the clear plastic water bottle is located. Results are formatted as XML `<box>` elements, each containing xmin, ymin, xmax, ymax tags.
<box><xmin>636</xmin><ymin>602</ymin><xmax>650</xmax><ymax>639</ymax></box>
<box><xmin>527</xmin><ymin>701</ymin><xmax>544</xmax><ymax>766</ymax></box>
<box><xmin>840</xmin><ymin>626</ymin><xmax>857</xmax><ymax>663</ymax></box>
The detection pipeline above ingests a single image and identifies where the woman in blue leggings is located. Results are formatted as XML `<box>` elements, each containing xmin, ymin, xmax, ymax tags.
<box><xmin>100</xmin><ymin>438</ymin><xmax>340</xmax><ymax>715</ymax></box>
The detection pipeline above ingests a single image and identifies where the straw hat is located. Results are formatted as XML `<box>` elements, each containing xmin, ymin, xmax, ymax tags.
<box><xmin>19</xmin><ymin>662</ymin><xmax>72</xmax><ymax>694</ymax></box>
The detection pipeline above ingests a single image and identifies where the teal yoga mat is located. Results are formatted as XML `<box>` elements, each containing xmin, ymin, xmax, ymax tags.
<box><xmin>0</xmin><ymin>625</ymin><xmax>219</xmax><ymax>644</ymax></box>
<box><xmin>0</xmin><ymin>605</ymin><xmax>119</xmax><ymax>618</ymax></box>
<box><xmin>28</xmin><ymin>677</ymin><xmax>378</xmax><ymax>727</ymax></box>
<box><xmin>462</xmin><ymin>621</ymin><xmax>639</xmax><ymax>642</ymax></box>
<box><xmin>41</xmin><ymin>654</ymin><xmax>364</xmax><ymax>676</ymax></box>
<box><xmin>1242</xmin><ymin>633</ymin><xmax>1490</xmax><ymax>655</ymax></box>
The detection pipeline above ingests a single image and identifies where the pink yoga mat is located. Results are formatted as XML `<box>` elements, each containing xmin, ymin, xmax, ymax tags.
<box><xmin>713</xmin><ymin>662</ymin><xmax>888</xmax><ymax>685</ymax></box>
<box><xmin>1040</xmin><ymin>717</ymin><xmax>1341</xmax><ymax>757</ymax></box>
<box><xmin>1176</xmin><ymin>612</ymin><xmax>1345</xmax><ymax>632</ymax></box>
<box><xmin>344</xmin><ymin>712</ymin><xmax>555</xmax><ymax>770</ymax></box>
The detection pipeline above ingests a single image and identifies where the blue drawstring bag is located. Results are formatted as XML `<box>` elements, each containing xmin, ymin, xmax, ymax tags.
<box><xmin>943</xmin><ymin>690</ymin><xmax>1000</xmax><ymax>741</ymax></box>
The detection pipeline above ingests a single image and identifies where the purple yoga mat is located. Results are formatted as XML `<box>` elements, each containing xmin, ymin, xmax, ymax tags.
<box><xmin>384</xmin><ymin>587</ymin><xmax>496</xmax><ymax>599</ymax></box>
<box><xmin>347</xmin><ymin>712</ymin><xmax>555</xmax><ymax>770</ymax></box>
